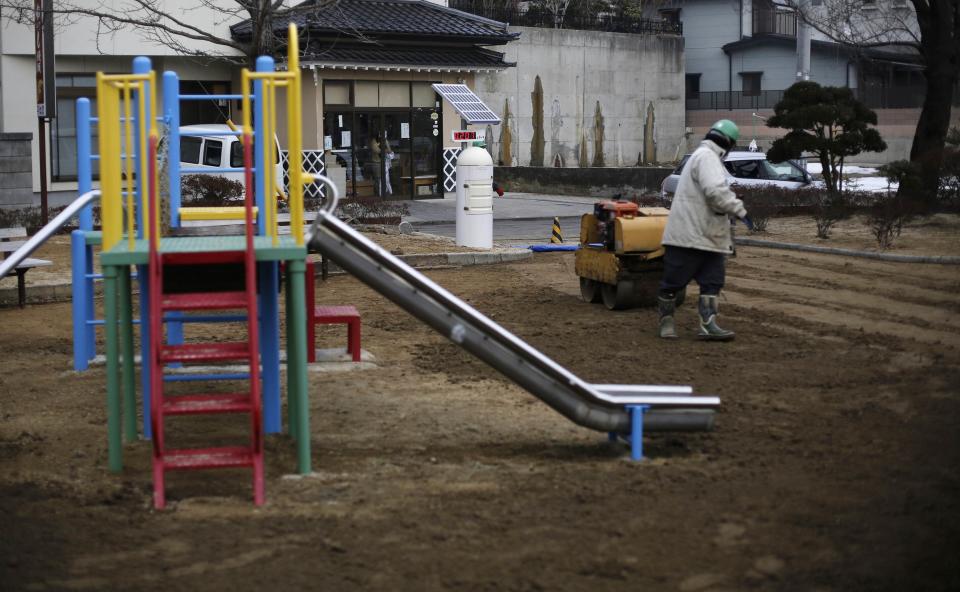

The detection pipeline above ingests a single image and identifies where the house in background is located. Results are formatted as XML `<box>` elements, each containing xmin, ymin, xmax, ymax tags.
<box><xmin>663</xmin><ymin>0</ymin><xmax>936</xmax><ymax>162</ymax></box>
<box><xmin>233</xmin><ymin>0</ymin><xmax>518</xmax><ymax>199</ymax></box>
<box><xmin>0</xmin><ymin>0</ymin><xmax>514</xmax><ymax>199</ymax></box>
<box><xmin>0</xmin><ymin>3</ymin><xmax>244</xmax><ymax>199</ymax></box>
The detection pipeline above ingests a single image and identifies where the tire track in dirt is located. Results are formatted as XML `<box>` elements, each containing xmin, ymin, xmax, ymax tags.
<box><xmin>729</xmin><ymin>275</ymin><xmax>960</xmax><ymax>334</ymax></box>
<box><xmin>724</xmin><ymin>285</ymin><xmax>960</xmax><ymax>348</ymax></box>
<box><xmin>731</xmin><ymin>250</ymin><xmax>960</xmax><ymax>310</ymax></box>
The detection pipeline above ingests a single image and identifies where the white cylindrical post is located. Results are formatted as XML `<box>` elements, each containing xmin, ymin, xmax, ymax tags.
<box><xmin>455</xmin><ymin>146</ymin><xmax>494</xmax><ymax>249</ymax></box>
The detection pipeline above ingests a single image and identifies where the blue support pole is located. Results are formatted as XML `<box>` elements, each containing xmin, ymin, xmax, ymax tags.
<box><xmin>627</xmin><ymin>405</ymin><xmax>650</xmax><ymax>461</ymax></box>
<box><xmin>163</xmin><ymin>71</ymin><xmax>181</xmax><ymax>228</ymax></box>
<box><xmin>85</xmin><ymin>247</ymin><xmax>95</xmax><ymax>358</ymax></box>
<box><xmin>76</xmin><ymin>99</ymin><xmax>94</xmax><ymax>231</ymax></box>
<box><xmin>253</xmin><ymin>57</ymin><xmax>281</xmax><ymax>434</ymax></box>
<box><xmin>71</xmin><ymin>230</ymin><xmax>90</xmax><ymax>371</ymax></box>
<box><xmin>132</xmin><ymin>57</ymin><xmax>151</xmax><ymax>239</ymax></box>
<box><xmin>76</xmin><ymin>98</ymin><xmax>97</xmax><ymax>363</ymax></box>
<box><xmin>254</xmin><ymin>56</ymin><xmax>273</xmax><ymax>236</ymax></box>
<box><xmin>260</xmin><ymin>262</ymin><xmax>281</xmax><ymax>434</ymax></box>
<box><xmin>133</xmin><ymin>57</ymin><xmax>154</xmax><ymax>439</ymax></box>
<box><xmin>161</xmin><ymin>72</ymin><xmax>185</xmax><ymax>349</ymax></box>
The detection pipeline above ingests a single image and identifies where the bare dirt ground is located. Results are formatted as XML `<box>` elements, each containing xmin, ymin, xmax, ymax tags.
<box><xmin>2</xmin><ymin>216</ymin><xmax>959</xmax><ymax>591</ymax></box>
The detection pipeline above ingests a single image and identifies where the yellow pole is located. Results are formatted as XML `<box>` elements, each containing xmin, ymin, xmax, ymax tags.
<box><xmin>263</xmin><ymin>78</ymin><xmax>278</xmax><ymax>246</ymax></box>
<box><xmin>98</xmin><ymin>73</ymin><xmax>122</xmax><ymax>250</ymax></box>
<box><xmin>137</xmin><ymin>80</ymin><xmax>149</xmax><ymax>243</ymax></box>
<box><xmin>287</xmin><ymin>23</ymin><xmax>304</xmax><ymax>246</ymax></box>
<box><xmin>122</xmin><ymin>83</ymin><xmax>135</xmax><ymax>250</ymax></box>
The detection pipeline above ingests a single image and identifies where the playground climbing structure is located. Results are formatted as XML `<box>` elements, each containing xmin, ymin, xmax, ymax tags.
<box><xmin>78</xmin><ymin>25</ymin><xmax>320</xmax><ymax>507</ymax></box>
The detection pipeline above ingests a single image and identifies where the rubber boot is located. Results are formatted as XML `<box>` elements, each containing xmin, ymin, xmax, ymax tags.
<box><xmin>657</xmin><ymin>295</ymin><xmax>678</xmax><ymax>339</ymax></box>
<box><xmin>697</xmin><ymin>295</ymin><xmax>735</xmax><ymax>341</ymax></box>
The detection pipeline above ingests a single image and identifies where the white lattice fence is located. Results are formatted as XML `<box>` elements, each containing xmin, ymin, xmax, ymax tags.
<box><xmin>442</xmin><ymin>147</ymin><xmax>461</xmax><ymax>192</ymax></box>
<box><xmin>281</xmin><ymin>150</ymin><xmax>326</xmax><ymax>199</ymax></box>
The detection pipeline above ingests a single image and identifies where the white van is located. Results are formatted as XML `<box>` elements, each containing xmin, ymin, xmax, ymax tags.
<box><xmin>179</xmin><ymin>124</ymin><xmax>283</xmax><ymax>188</ymax></box>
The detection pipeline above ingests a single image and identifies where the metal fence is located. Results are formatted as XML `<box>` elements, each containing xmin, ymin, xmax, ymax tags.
<box><xmin>687</xmin><ymin>88</ymin><xmax>926</xmax><ymax>110</ymax></box>
<box><xmin>448</xmin><ymin>0</ymin><xmax>682</xmax><ymax>35</ymax></box>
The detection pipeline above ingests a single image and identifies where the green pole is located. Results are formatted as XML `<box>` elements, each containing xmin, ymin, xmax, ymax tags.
<box><xmin>103</xmin><ymin>265</ymin><xmax>122</xmax><ymax>472</ymax></box>
<box><xmin>119</xmin><ymin>266</ymin><xmax>137</xmax><ymax>442</ymax></box>
<box><xmin>287</xmin><ymin>259</ymin><xmax>311</xmax><ymax>474</ymax></box>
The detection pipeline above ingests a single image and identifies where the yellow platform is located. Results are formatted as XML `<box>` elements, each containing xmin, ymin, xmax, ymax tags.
<box><xmin>180</xmin><ymin>206</ymin><xmax>259</xmax><ymax>221</ymax></box>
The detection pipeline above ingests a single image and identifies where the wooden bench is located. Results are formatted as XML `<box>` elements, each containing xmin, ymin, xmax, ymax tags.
<box><xmin>1</xmin><ymin>227</ymin><xmax>53</xmax><ymax>308</ymax></box>
<box><xmin>305</xmin><ymin>259</ymin><xmax>362</xmax><ymax>363</ymax></box>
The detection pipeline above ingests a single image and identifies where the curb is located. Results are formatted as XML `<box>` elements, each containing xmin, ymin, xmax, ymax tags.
<box><xmin>407</xmin><ymin>214</ymin><xmax>584</xmax><ymax>227</ymax></box>
<box><xmin>0</xmin><ymin>249</ymin><xmax>533</xmax><ymax>307</ymax></box>
<box><xmin>735</xmin><ymin>237</ymin><xmax>960</xmax><ymax>264</ymax></box>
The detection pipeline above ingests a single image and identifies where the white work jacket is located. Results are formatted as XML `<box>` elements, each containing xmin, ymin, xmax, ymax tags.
<box><xmin>662</xmin><ymin>140</ymin><xmax>747</xmax><ymax>254</ymax></box>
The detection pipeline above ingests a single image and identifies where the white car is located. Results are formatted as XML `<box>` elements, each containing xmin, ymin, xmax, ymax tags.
<box><xmin>660</xmin><ymin>151</ymin><xmax>815</xmax><ymax>201</ymax></box>
<box><xmin>178</xmin><ymin>124</ymin><xmax>283</xmax><ymax>188</ymax></box>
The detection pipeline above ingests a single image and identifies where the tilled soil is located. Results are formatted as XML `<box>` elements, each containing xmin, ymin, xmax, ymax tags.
<box><xmin>2</xmin><ymin>222</ymin><xmax>959</xmax><ymax>591</ymax></box>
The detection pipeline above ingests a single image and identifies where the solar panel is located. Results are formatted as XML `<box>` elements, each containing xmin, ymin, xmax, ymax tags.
<box><xmin>432</xmin><ymin>83</ymin><xmax>501</xmax><ymax>125</ymax></box>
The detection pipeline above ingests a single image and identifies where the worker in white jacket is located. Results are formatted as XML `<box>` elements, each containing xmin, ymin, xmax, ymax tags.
<box><xmin>658</xmin><ymin>119</ymin><xmax>753</xmax><ymax>341</ymax></box>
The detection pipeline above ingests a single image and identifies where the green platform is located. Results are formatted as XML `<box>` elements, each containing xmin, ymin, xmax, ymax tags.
<box><xmin>101</xmin><ymin>235</ymin><xmax>306</xmax><ymax>265</ymax></box>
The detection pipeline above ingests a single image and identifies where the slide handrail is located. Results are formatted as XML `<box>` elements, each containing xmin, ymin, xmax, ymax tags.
<box><xmin>0</xmin><ymin>190</ymin><xmax>101</xmax><ymax>280</ymax></box>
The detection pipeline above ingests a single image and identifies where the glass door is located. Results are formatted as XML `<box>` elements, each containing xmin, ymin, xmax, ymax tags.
<box><xmin>381</xmin><ymin>112</ymin><xmax>411</xmax><ymax>199</ymax></box>
<box><xmin>410</xmin><ymin>108</ymin><xmax>441</xmax><ymax>197</ymax></box>
<box><xmin>353</xmin><ymin>112</ymin><xmax>381</xmax><ymax>198</ymax></box>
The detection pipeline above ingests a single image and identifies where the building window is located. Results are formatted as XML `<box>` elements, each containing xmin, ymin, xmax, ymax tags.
<box><xmin>685</xmin><ymin>74</ymin><xmax>701</xmax><ymax>99</ymax></box>
<box><xmin>741</xmin><ymin>72</ymin><xmax>762</xmax><ymax>96</ymax></box>
<box><xmin>178</xmin><ymin>81</ymin><xmax>232</xmax><ymax>125</ymax></box>
<box><xmin>658</xmin><ymin>8</ymin><xmax>680</xmax><ymax>24</ymax></box>
<box><xmin>51</xmin><ymin>74</ymin><xmax>98</xmax><ymax>182</ymax></box>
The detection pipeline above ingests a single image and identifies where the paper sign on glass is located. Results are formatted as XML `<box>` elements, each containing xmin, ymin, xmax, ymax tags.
<box><xmin>401</xmin><ymin>122</ymin><xmax>410</xmax><ymax>139</ymax></box>
<box><xmin>341</xmin><ymin>131</ymin><xmax>351</xmax><ymax>147</ymax></box>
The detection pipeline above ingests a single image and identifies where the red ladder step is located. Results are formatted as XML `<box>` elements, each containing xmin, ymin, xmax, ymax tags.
<box><xmin>162</xmin><ymin>446</ymin><xmax>254</xmax><ymax>471</ymax></box>
<box><xmin>160</xmin><ymin>342</ymin><xmax>252</xmax><ymax>364</ymax></box>
<box><xmin>162</xmin><ymin>393</ymin><xmax>253</xmax><ymax>416</ymax></box>
<box><xmin>162</xmin><ymin>291</ymin><xmax>248</xmax><ymax>311</ymax></box>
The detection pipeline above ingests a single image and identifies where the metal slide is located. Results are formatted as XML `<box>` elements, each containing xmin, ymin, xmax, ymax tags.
<box><xmin>307</xmin><ymin>203</ymin><xmax>719</xmax><ymax>434</ymax></box>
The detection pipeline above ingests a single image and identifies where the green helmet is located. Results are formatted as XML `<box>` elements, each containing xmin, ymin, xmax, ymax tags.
<box><xmin>710</xmin><ymin>119</ymin><xmax>740</xmax><ymax>143</ymax></box>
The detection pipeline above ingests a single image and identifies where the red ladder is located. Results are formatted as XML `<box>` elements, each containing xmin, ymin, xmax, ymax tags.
<box><xmin>146</xmin><ymin>134</ymin><xmax>263</xmax><ymax>509</ymax></box>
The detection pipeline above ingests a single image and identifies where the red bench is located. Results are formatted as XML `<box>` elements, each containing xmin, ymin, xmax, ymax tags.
<box><xmin>305</xmin><ymin>260</ymin><xmax>362</xmax><ymax>363</ymax></box>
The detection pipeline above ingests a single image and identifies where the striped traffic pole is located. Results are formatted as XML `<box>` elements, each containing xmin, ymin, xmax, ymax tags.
<box><xmin>551</xmin><ymin>217</ymin><xmax>563</xmax><ymax>244</ymax></box>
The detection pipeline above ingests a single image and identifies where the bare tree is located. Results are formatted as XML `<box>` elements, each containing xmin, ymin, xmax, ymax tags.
<box><xmin>0</xmin><ymin>0</ymin><xmax>336</xmax><ymax>65</ymax></box>
<box><xmin>775</xmin><ymin>0</ymin><xmax>959</xmax><ymax>204</ymax></box>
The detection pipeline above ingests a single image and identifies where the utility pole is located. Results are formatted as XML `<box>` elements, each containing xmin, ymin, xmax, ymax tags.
<box><xmin>795</xmin><ymin>1</ymin><xmax>811</xmax><ymax>82</ymax></box>
<box><xmin>34</xmin><ymin>0</ymin><xmax>55</xmax><ymax>225</ymax></box>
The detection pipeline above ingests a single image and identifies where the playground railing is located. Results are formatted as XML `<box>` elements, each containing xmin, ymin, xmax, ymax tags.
<box><xmin>0</xmin><ymin>190</ymin><xmax>101</xmax><ymax>280</ymax></box>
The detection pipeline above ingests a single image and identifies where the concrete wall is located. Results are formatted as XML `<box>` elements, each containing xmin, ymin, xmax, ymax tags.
<box><xmin>0</xmin><ymin>133</ymin><xmax>33</xmax><ymax>208</ymax></box>
<box><xmin>495</xmin><ymin>165</ymin><xmax>674</xmax><ymax>197</ymax></box>
<box><xmin>686</xmin><ymin>108</ymin><xmax>960</xmax><ymax>164</ymax></box>
<box><xmin>475</xmin><ymin>26</ymin><xmax>685</xmax><ymax>168</ymax></box>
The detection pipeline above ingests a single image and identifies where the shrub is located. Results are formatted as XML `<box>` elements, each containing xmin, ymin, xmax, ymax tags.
<box><xmin>732</xmin><ymin>185</ymin><xmax>797</xmax><ymax>233</ymax></box>
<box><xmin>938</xmin><ymin>127</ymin><xmax>960</xmax><ymax>210</ymax></box>
<box><xmin>865</xmin><ymin>186</ymin><xmax>921</xmax><ymax>249</ymax></box>
<box><xmin>181</xmin><ymin>174</ymin><xmax>244</xmax><ymax>206</ymax></box>
<box><xmin>0</xmin><ymin>205</ymin><xmax>69</xmax><ymax>234</ymax></box>
<box><xmin>811</xmin><ymin>193</ymin><xmax>848</xmax><ymax>239</ymax></box>
<box><xmin>335</xmin><ymin>197</ymin><xmax>410</xmax><ymax>225</ymax></box>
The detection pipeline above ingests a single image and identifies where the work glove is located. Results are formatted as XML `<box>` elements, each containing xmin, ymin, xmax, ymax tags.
<box><xmin>739</xmin><ymin>215</ymin><xmax>754</xmax><ymax>231</ymax></box>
